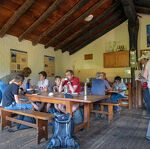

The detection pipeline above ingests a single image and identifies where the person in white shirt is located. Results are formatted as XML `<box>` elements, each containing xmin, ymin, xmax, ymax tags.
<box><xmin>144</xmin><ymin>59</ymin><xmax>150</xmax><ymax>94</ymax></box>
<box><xmin>143</xmin><ymin>60</ymin><xmax>150</xmax><ymax>140</ymax></box>
<box><xmin>38</xmin><ymin>71</ymin><xmax>49</xmax><ymax>92</ymax></box>
<box><xmin>111</xmin><ymin>76</ymin><xmax>127</xmax><ymax>112</ymax></box>
<box><xmin>37</xmin><ymin>71</ymin><xmax>49</xmax><ymax>111</ymax></box>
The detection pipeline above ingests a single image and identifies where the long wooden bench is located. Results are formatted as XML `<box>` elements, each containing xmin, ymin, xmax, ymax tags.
<box><xmin>0</xmin><ymin>107</ymin><xmax>55</xmax><ymax>144</ymax></box>
<box><xmin>91</xmin><ymin>102</ymin><xmax>120</xmax><ymax>122</ymax></box>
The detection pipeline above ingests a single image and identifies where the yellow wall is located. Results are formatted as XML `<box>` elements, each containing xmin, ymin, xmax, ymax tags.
<box><xmin>70</xmin><ymin>21</ymin><xmax>130</xmax><ymax>82</ymax></box>
<box><xmin>0</xmin><ymin>13</ymin><xmax>150</xmax><ymax>85</ymax></box>
<box><xmin>0</xmin><ymin>35</ymin><xmax>70</xmax><ymax>87</ymax></box>
<box><xmin>63</xmin><ymin>13</ymin><xmax>150</xmax><ymax>82</ymax></box>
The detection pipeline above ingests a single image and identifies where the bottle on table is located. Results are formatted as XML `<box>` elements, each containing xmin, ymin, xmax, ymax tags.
<box><xmin>84</xmin><ymin>82</ymin><xmax>87</xmax><ymax>96</ymax></box>
<box><xmin>64</xmin><ymin>85</ymin><xmax>68</xmax><ymax>94</ymax></box>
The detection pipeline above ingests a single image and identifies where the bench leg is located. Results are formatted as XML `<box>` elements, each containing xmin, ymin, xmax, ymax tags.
<box><xmin>108</xmin><ymin>105</ymin><xmax>113</xmax><ymax>123</ymax></box>
<box><xmin>1</xmin><ymin>110</ymin><xmax>11</xmax><ymax>130</ymax></box>
<box><xmin>100</xmin><ymin>105</ymin><xmax>104</xmax><ymax>111</ymax></box>
<box><xmin>36</xmin><ymin>119</ymin><xmax>48</xmax><ymax>144</ymax></box>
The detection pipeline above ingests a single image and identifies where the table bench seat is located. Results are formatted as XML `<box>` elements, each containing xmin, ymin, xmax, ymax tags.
<box><xmin>91</xmin><ymin>102</ymin><xmax>120</xmax><ymax>122</ymax></box>
<box><xmin>0</xmin><ymin>106</ymin><xmax>55</xmax><ymax>144</ymax></box>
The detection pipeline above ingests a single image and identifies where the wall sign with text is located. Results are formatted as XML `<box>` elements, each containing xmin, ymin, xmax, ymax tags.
<box><xmin>10</xmin><ymin>49</ymin><xmax>28</xmax><ymax>73</ymax></box>
<box><xmin>44</xmin><ymin>55</ymin><xmax>55</xmax><ymax>77</ymax></box>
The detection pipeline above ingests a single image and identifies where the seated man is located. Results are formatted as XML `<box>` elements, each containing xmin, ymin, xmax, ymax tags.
<box><xmin>91</xmin><ymin>72</ymin><xmax>111</xmax><ymax>95</ymax></box>
<box><xmin>91</xmin><ymin>72</ymin><xmax>112</xmax><ymax>118</ymax></box>
<box><xmin>111</xmin><ymin>76</ymin><xmax>127</xmax><ymax>111</ymax></box>
<box><xmin>58</xmin><ymin>70</ymin><xmax>82</xmax><ymax>113</ymax></box>
<box><xmin>2</xmin><ymin>74</ymin><xmax>41</xmax><ymax>111</ymax></box>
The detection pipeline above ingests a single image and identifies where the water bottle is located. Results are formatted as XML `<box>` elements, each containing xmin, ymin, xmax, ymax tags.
<box><xmin>84</xmin><ymin>82</ymin><xmax>87</xmax><ymax>96</ymax></box>
<box><xmin>64</xmin><ymin>85</ymin><xmax>68</xmax><ymax>94</ymax></box>
<box><xmin>26</xmin><ymin>82</ymin><xmax>30</xmax><ymax>90</ymax></box>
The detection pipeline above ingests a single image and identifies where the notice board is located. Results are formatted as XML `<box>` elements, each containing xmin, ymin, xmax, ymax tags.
<box><xmin>44</xmin><ymin>55</ymin><xmax>55</xmax><ymax>77</ymax></box>
<box><xmin>10</xmin><ymin>49</ymin><xmax>28</xmax><ymax>73</ymax></box>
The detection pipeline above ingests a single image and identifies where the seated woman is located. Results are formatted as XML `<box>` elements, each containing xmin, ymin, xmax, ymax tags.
<box><xmin>111</xmin><ymin>76</ymin><xmax>127</xmax><ymax>111</ymax></box>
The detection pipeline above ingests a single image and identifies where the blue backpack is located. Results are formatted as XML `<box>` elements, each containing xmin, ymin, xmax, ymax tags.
<box><xmin>46</xmin><ymin>113</ymin><xmax>79</xmax><ymax>149</ymax></box>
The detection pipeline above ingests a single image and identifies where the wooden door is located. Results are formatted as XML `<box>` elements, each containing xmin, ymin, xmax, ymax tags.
<box><xmin>116</xmin><ymin>51</ymin><xmax>129</xmax><ymax>67</ymax></box>
<box><xmin>104</xmin><ymin>52</ymin><xmax>116</xmax><ymax>68</ymax></box>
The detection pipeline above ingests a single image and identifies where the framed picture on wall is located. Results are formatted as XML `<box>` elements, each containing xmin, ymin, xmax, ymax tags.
<box><xmin>140</xmin><ymin>49</ymin><xmax>150</xmax><ymax>58</ymax></box>
<box><xmin>10</xmin><ymin>49</ymin><xmax>28</xmax><ymax>72</ymax></box>
<box><xmin>146</xmin><ymin>25</ymin><xmax>150</xmax><ymax>47</ymax></box>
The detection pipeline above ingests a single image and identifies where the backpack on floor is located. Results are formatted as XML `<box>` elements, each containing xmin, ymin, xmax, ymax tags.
<box><xmin>46</xmin><ymin>113</ymin><xmax>79</xmax><ymax>149</ymax></box>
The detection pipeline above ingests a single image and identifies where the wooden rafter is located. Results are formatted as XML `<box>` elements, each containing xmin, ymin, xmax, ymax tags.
<box><xmin>70</xmin><ymin>17</ymin><xmax>126</xmax><ymax>55</ymax></box>
<box><xmin>32</xmin><ymin>0</ymin><xmax>91</xmax><ymax>46</ymax></box>
<box><xmin>54</xmin><ymin>2</ymin><xmax>120</xmax><ymax>51</ymax></box>
<box><xmin>62</xmin><ymin>10</ymin><xmax>123</xmax><ymax>52</ymax></box>
<box><xmin>134</xmin><ymin>0</ymin><xmax>150</xmax><ymax>7</ymax></box>
<box><xmin>135</xmin><ymin>5</ymin><xmax>150</xmax><ymax>14</ymax></box>
<box><xmin>0</xmin><ymin>0</ymin><xmax>36</xmax><ymax>38</ymax></box>
<box><xmin>45</xmin><ymin>0</ymin><xmax>109</xmax><ymax>49</ymax></box>
<box><xmin>18</xmin><ymin>0</ymin><xmax>64</xmax><ymax>41</ymax></box>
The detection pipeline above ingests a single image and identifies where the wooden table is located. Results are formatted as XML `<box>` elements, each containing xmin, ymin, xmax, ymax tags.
<box><xmin>27</xmin><ymin>92</ymin><xmax>107</xmax><ymax>132</ymax></box>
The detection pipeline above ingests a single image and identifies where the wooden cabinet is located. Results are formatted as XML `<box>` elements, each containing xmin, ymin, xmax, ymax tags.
<box><xmin>104</xmin><ymin>51</ymin><xmax>129</xmax><ymax>68</ymax></box>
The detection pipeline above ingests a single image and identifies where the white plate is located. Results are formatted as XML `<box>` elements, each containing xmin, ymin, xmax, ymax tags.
<box><xmin>26</xmin><ymin>88</ymin><xmax>33</xmax><ymax>91</ymax></box>
<box><xmin>71</xmin><ymin>93</ymin><xmax>78</xmax><ymax>95</ymax></box>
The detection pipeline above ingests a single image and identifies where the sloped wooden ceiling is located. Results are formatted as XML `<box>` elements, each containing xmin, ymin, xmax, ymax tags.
<box><xmin>0</xmin><ymin>0</ymin><xmax>149</xmax><ymax>54</ymax></box>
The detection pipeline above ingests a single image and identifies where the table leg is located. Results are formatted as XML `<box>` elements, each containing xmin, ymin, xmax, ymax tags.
<box><xmin>66</xmin><ymin>101</ymin><xmax>73</xmax><ymax>115</ymax></box>
<box><xmin>84</xmin><ymin>103</ymin><xmax>90</xmax><ymax>129</ymax></box>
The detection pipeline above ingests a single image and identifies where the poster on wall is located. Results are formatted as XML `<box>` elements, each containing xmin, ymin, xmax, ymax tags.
<box><xmin>44</xmin><ymin>55</ymin><xmax>55</xmax><ymax>77</ymax></box>
<box><xmin>10</xmin><ymin>49</ymin><xmax>28</xmax><ymax>73</ymax></box>
<box><xmin>147</xmin><ymin>25</ymin><xmax>150</xmax><ymax>47</ymax></box>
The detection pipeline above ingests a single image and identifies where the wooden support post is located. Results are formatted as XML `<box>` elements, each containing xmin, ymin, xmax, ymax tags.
<box><xmin>119</xmin><ymin>0</ymin><xmax>139</xmax><ymax>108</ymax></box>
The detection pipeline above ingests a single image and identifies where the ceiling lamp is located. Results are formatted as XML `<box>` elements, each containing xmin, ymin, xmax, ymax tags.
<box><xmin>84</xmin><ymin>14</ymin><xmax>94</xmax><ymax>22</ymax></box>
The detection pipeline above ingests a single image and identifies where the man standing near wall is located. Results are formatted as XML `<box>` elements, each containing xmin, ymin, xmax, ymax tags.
<box><xmin>143</xmin><ymin>59</ymin><xmax>150</xmax><ymax>140</ymax></box>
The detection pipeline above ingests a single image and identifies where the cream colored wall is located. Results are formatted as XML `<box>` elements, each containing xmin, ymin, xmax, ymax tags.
<box><xmin>0</xmin><ymin>14</ymin><xmax>149</xmax><ymax>86</ymax></box>
<box><xmin>55</xmin><ymin>50</ymin><xmax>73</xmax><ymax>77</ymax></box>
<box><xmin>0</xmin><ymin>35</ymin><xmax>53</xmax><ymax>86</ymax></box>
<box><xmin>70</xmin><ymin>21</ymin><xmax>130</xmax><ymax>82</ymax></box>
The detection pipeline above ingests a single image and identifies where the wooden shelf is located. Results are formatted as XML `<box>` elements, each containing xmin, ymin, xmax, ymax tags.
<box><xmin>104</xmin><ymin>50</ymin><xmax>129</xmax><ymax>68</ymax></box>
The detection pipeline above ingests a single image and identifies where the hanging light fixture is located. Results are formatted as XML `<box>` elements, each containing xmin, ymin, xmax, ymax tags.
<box><xmin>84</xmin><ymin>14</ymin><xmax>94</xmax><ymax>22</ymax></box>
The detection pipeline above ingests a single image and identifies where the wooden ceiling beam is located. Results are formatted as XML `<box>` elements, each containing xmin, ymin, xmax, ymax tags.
<box><xmin>32</xmin><ymin>0</ymin><xmax>91</xmax><ymax>46</ymax></box>
<box><xmin>18</xmin><ymin>0</ymin><xmax>64</xmax><ymax>41</ymax></box>
<box><xmin>62</xmin><ymin>10</ymin><xmax>123</xmax><ymax>52</ymax></box>
<box><xmin>70</xmin><ymin>17</ymin><xmax>126</xmax><ymax>55</ymax></box>
<box><xmin>134</xmin><ymin>0</ymin><xmax>150</xmax><ymax>7</ymax></box>
<box><xmin>0</xmin><ymin>0</ymin><xmax>36</xmax><ymax>38</ymax></box>
<box><xmin>54</xmin><ymin>2</ymin><xmax>120</xmax><ymax>51</ymax></box>
<box><xmin>135</xmin><ymin>5</ymin><xmax>150</xmax><ymax>14</ymax></box>
<box><xmin>45</xmin><ymin>0</ymin><xmax>109</xmax><ymax>49</ymax></box>
<box><xmin>118</xmin><ymin>0</ymin><xmax>137</xmax><ymax>23</ymax></box>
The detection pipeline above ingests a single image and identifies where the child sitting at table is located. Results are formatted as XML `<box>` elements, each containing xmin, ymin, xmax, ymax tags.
<box><xmin>2</xmin><ymin>74</ymin><xmax>42</xmax><ymax>111</ymax></box>
<box><xmin>37</xmin><ymin>71</ymin><xmax>49</xmax><ymax>92</ymax></box>
<box><xmin>47</xmin><ymin>76</ymin><xmax>62</xmax><ymax>112</ymax></box>
<box><xmin>111</xmin><ymin>76</ymin><xmax>127</xmax><ymax>112</ymax></box>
